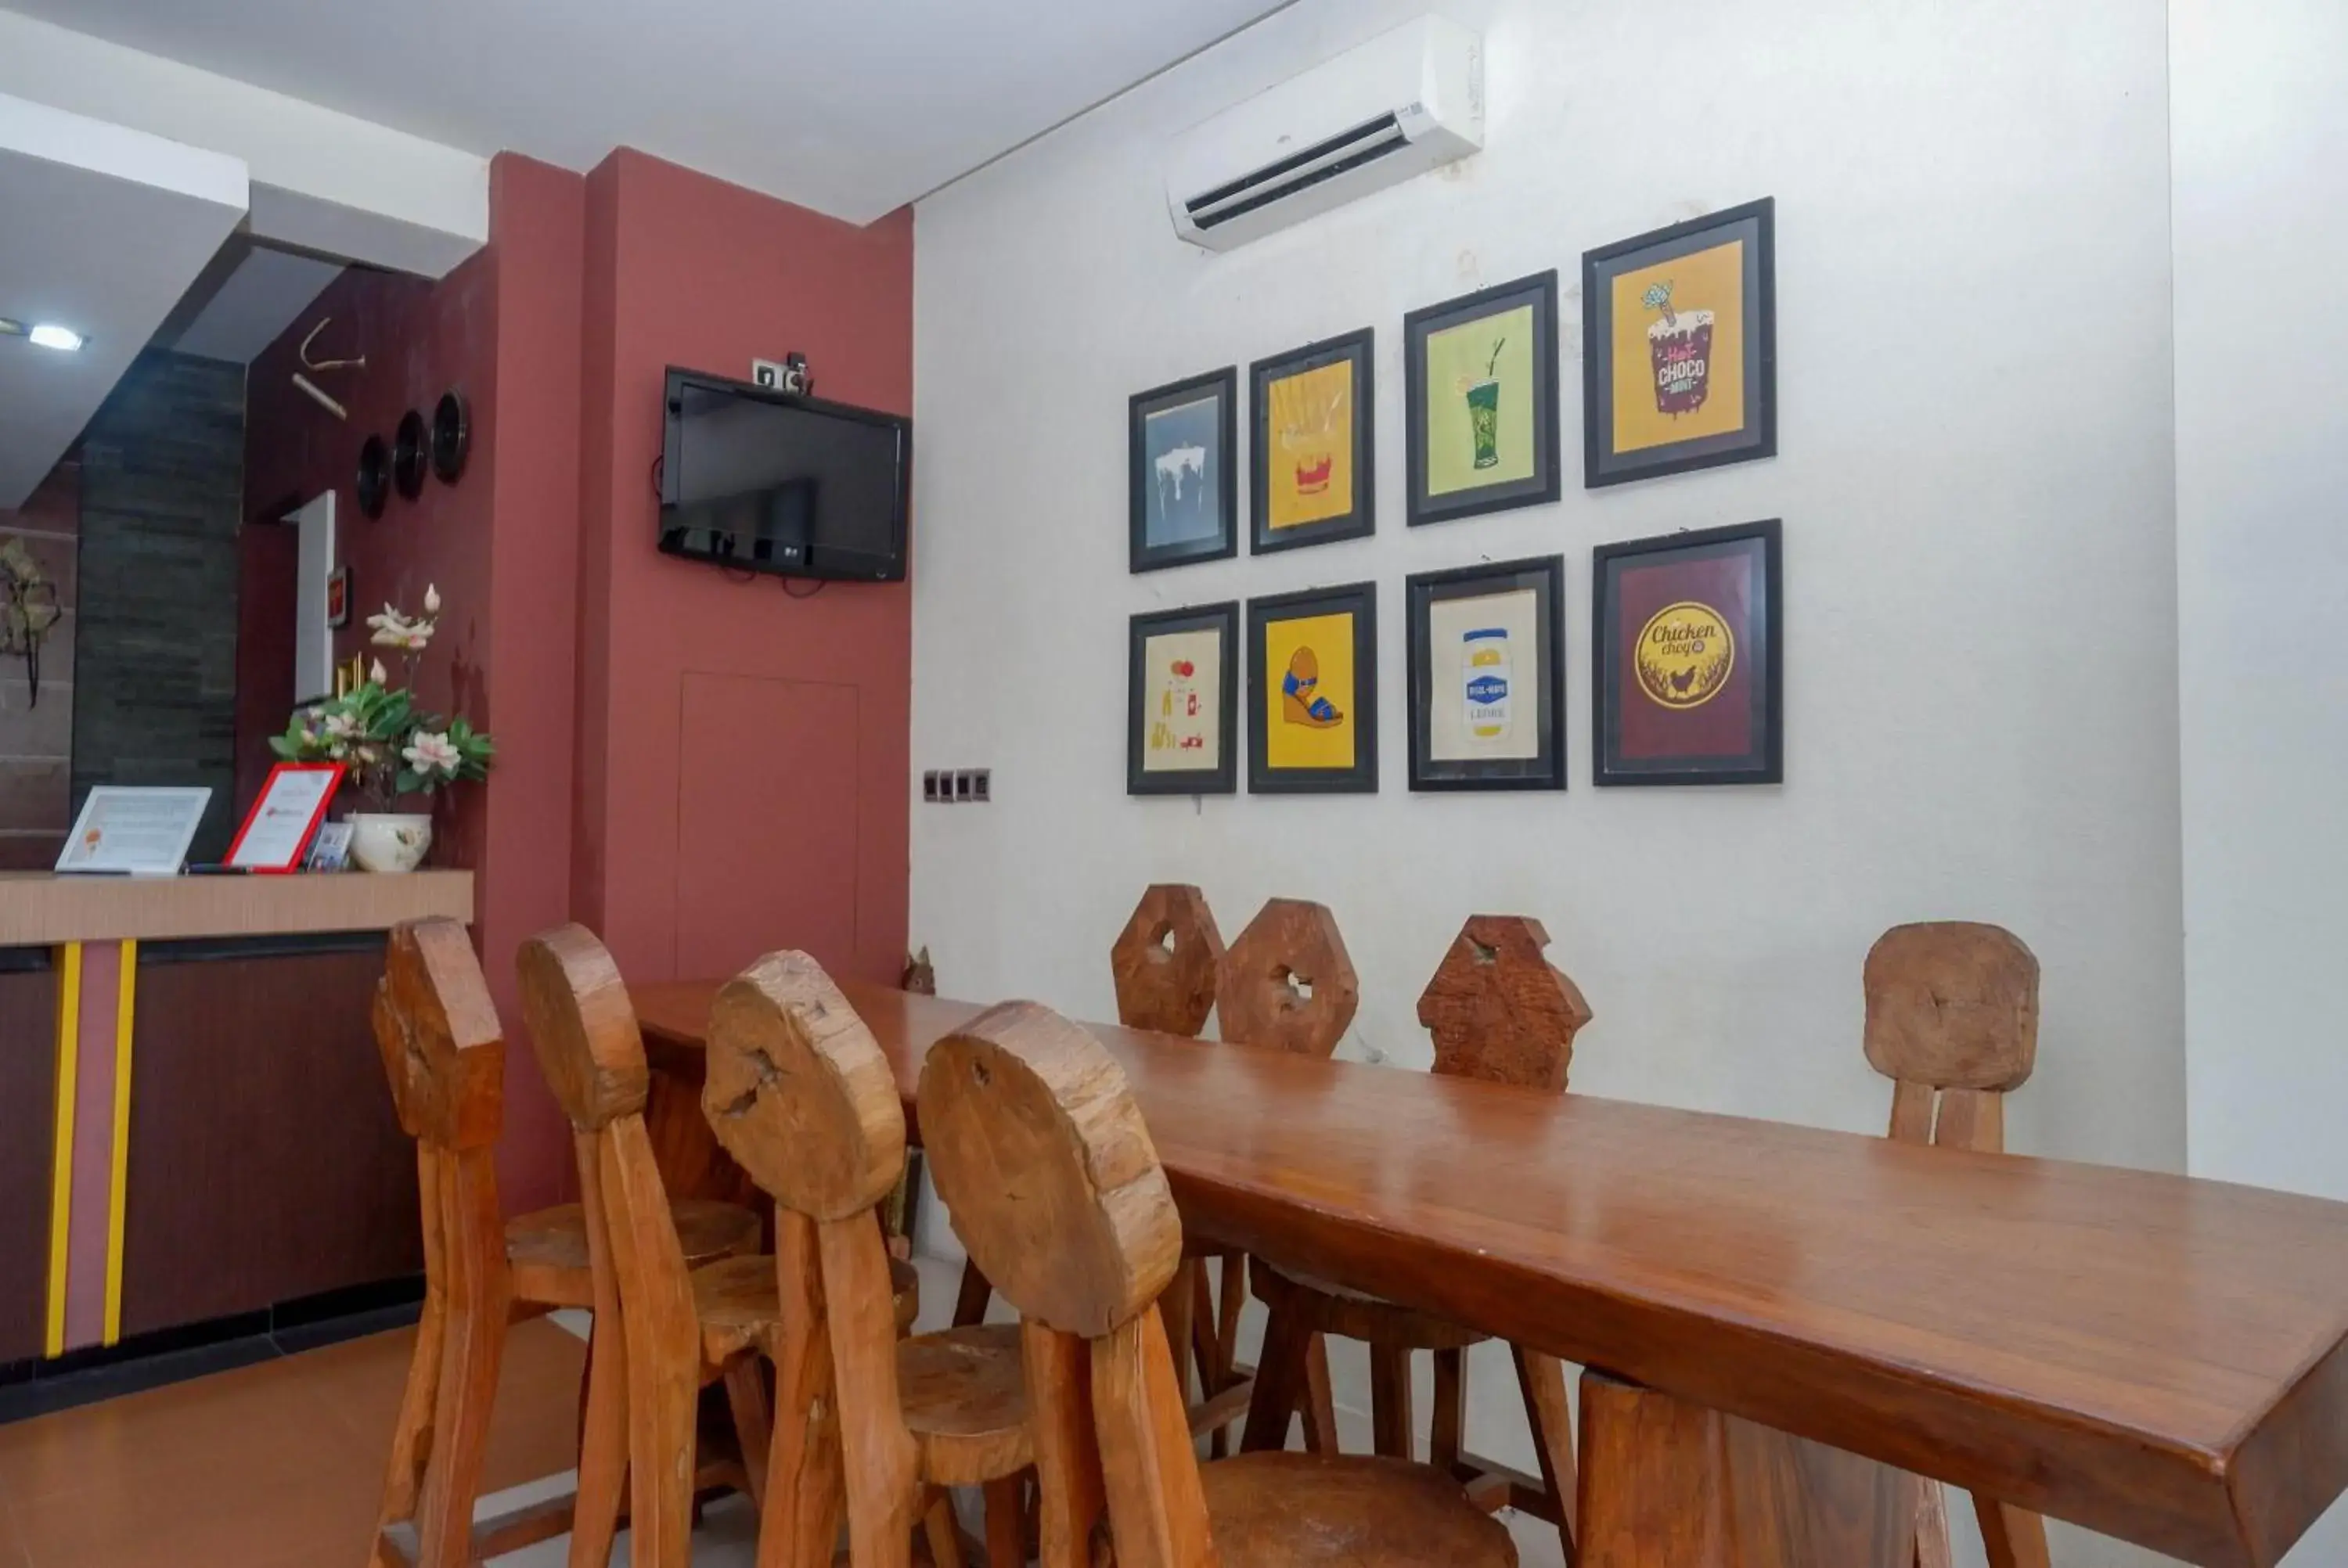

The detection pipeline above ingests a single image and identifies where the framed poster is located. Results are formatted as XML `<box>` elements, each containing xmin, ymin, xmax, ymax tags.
<box><xmin>326</xmin><ymin>564</ymin><xmax>351</xmax><ymax>630</ymax></box>
<box><xmin>1404</xmin><ymin>270</ymin><xmax>1562</xmax><ymax>527</ymax></box>
<box><xmin>1583</xmin><ymin>198</ymin><xmax>1777</xmax><ymax>487</ymax></box>
<box><xmin>1251</xmin><ymin>329</ymin><xmax>1374</xmax><ymax>556</ymax></box>
<box><xmin>1406</xmin><ymin>555</ymin><xmax>1565</xmax><ymax>791</ymax></box>
<box><xmin>1593</xmin><ymin>520</ymin><xmax>1782</xmax><ymax>786</ymax></box>
<box><xmin>55</xmin><ymin>786</ymin><xmax>212</xmax><ymax>875</ymax></box>
<box><xmin>1248</xmin><ymin>581</ymin><xmax>1377</xmax><ymax>794</ymax></box>
<box><xmin>226</xmin><ymin>762</ymin><xmax>344</xmax><ymax>872</ymax></box>
<box><xmin>1128</xmin><ymin>601</ymin><xmax>1239</xmax><ymax>797</ymax></box>
<box><xmin>1129</xmin><ymin>368</ymin><xmax>1238</xmax><ymax>574</ymax></box>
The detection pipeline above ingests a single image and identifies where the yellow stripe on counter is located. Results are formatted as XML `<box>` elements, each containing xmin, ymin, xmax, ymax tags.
<box><xmin>44</xmin><ymin>940</ymin><xmax>81</xmax><ymax>1360</ymax></box>
<box><xmin>103</xmin><ymin>939</ymin><xmax>137</xmax><ymax>1348</ymax></box>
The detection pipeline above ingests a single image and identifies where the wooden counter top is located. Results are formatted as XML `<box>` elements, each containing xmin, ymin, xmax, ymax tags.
<box><xmin>0</xmin><ymin>869</ymin><xmax>474</xmax><ymax>946</ymax></box>
<box><xmin>637</xmin><ymin>978</ymin><xmax>2348</xmax><ymax>1568</ymax></box>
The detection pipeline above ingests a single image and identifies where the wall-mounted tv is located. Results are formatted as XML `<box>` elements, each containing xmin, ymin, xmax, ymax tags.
<box><xmin>657</xmin><ymin>367</ymin><xmax>911</xmax><ymax>582</ymax></box>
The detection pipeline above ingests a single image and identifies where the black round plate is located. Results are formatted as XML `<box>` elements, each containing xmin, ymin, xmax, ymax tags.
<box><xmin>393</xmin><ymin>409</ymin><xmax>427</xmax><ymax>501</ymax></box>
<box><xmin>356</xmin><ymin>435</ymin><xmax>391</xmax><ymax>519</ymax></box>
<box><xmin>430</xmin><ymin>390</ymin><xmax>470</xmax><ymax>484</ymax></box>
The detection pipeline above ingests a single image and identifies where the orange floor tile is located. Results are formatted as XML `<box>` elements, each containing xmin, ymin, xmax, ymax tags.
<box><xmin>0</xmin><ymin>1318</ymin><xmax>585</xmax><ymax>1568</ymax></box>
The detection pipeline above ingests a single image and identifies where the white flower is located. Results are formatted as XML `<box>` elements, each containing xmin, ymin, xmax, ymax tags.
<box><xmin>369</xmin><ymin>658</ymin><xmax>388</xmax><ymax>685</ymax></box>
<box><xmin>368</xmin><ymin>602</ymin><xmax>437</xmax><ymax>651</ymax></box>
<box><xmin>322</xmin><ymin>711</ymin><xmax>358</xmax><ymax>739</ymax></box>
<box><xmin>368</xmin><ymin>606</ymin><xmax>413</xmax><ymax>647</ymax></box>
<box><xmin>423</xmin><ymin>583</ymin><xmax>441</xmax><ymax>614</ymax></box>
<box><xmin>403</xmin><ymin>729</ymin><xmax>462</xmax><ymax>777</ymax></box>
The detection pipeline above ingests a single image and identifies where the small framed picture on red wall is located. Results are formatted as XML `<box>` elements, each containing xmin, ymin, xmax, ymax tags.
<box><xmin>326</xmin><ymin>565</ymin><xmax>351</xmax><ymax>630</ymax></box>
<box><xmin>1592</xmin><ymin>520</ymin><xmax>1781</xmax><ymax>786</ymax></box>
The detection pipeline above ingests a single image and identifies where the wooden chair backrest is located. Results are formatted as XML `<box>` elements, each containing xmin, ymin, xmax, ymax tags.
<box><xmin>919</xmin><ymin>999</ymin><xmax>1197</xmax><ymax>1568</ymax></box>
<box><xmin>517</xmin><ymin>924</ymin><xmax>696</xmax><ymax>1384</ymax></box>
<box><xmin>1416</xmin><ymin>915</ymin><xmax>1592</xmax><ymax>1092</ymax></box>
<box><xmin>1111</xmin><ymin>884</ymin><xmax>1226</xmax><ymax>1037</ymax></box>
<box><xmin>703</xmin><ymin>951</ymin><xmax>918</xmax><ymax>1548</ymax></box>
<box><xmin>1215</xmin><ymin>897</ymin><xmax>1359</xmax><ymax>1057</ymax></box>
<box><xmin>1864</xmin><ymin>922</ymin><xmax>2039</xmax><ymax>1153</ymax></box>
<box><xmin>375</xmin><ymin>917</ymin><xmax>504</xmax><ymax>1153</ymax></box>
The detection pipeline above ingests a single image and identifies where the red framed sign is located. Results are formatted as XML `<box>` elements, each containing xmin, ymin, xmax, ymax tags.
<box><xmin>225</xmin><ymin>762</ymin><xmax>344</xmax><ymax>872</ymax></box>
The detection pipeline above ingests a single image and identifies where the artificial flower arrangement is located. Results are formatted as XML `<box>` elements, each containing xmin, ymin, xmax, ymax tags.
<box><xmin>270</xmin><ymin>584</ymin><xmax>495</xmax><ymax>808</ymax></box>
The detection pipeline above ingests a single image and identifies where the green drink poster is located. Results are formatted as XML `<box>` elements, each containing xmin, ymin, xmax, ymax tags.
<box><xmin>1423</xmin><ymin>303</ymin><xmax>1537</xmax><ymax>497</ymax></box>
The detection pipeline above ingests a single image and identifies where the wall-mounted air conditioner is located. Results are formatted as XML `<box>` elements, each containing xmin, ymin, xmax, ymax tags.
<box><xmin>1165</xmin><ymin>16</ymin><xmax>1485</xmax><ymax>253</ymax></box>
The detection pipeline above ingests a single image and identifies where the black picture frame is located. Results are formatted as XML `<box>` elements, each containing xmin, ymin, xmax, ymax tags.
<box><xmin>1592</xmin><ymin>519</ymin><xmax>1783</xmax><ymax>786</ymax></box>
<box><xmin>1403</xmin><ymin>270</ymin><xmax>1562</xmax><ymax>528</ymax></box>
<box><xmin>1248</xmin><ymin>581</ymin><xmax>1377</xmax><ymax>795</ymax></box>
<box><xmin>1583</xmin><ymin>198</ymin><xmax>1777</xmax><ymax>488</ymax></box>
<box><xmin>1250</xmin><ymin>328</ymin><xmax>1374</xmax><ymax>556</ymax></box>
<box><xmin>1129</xmin><ymin>367</ymin><xmax>1238</xmax><ymax>574</ymax></box>
<box><xmin>1127</xmin><ymin>602</ymin><xmax>1240</xmax><ymax>797</ymax></box>
<box><xmin>1406</xmin><ymin>555</ymin><xmax>1566</xmax><ymax>792</ymax></box>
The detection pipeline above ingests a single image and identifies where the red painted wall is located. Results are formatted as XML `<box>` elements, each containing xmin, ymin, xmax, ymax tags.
<box><xmin>572</xmin><ymin>149</ymin><xmax>913</xmax><ymax>990</ymax></box>
<box><xmin>237</xmin><ymin>147</ymin><xmax>912</xmax><ymax>1207</ymax></box>
<box><xmin>240</xmin><ymin>153</ymin><xmax>585</xmax><ymax>1210</ymax></box>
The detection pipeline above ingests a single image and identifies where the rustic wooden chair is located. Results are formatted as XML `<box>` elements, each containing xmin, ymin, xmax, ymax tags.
<box><xmin>1865</xmin><ymin>920</ymin><xmax>2052</xmax><ymax>1568</ymax></box>
<box><xmin>704</xmin><ymin>949</ymin><xmax>1031</xmax><ymax>1568</ymax></box>
<box><xmin>1242</xmin><ymin>915</ymin><xmax>1587</xmax><ymax>1561</ymax></box>
<box><xmin>368</xmin><ymin>918</ymin><xmax>753</xmax><ymax>1566</ymax></box>
<box><xmin>517</xmin><ymin>923</ymin><xmax>838</xmax><ymax>1568</ymax></box>
<box><xmin>1201</xmin><ymin>895</ymin><xmax>1351</xmax><ymax>1460</ymax></box>
<box><xmin>948</xmin><ymin>885</ymin><xmax>1255</xmax><ymax>1450</ymax></box>
<box><xmin>918</xmin><ymin>997</ymin><xmax>1517</xmax><ymax>1568</ymax></box>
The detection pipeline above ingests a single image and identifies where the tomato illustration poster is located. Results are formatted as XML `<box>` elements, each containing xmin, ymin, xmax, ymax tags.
<box><xmin>1141</xmin><ymin>628</ymin><xmax>1223</xmax><ymax>775</ymax></box>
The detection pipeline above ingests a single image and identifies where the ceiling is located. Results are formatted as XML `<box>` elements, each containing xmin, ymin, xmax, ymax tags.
<box><xmin>160</xmin><ymin>237</ymin><xmax>342</xmax><ymax>364</ymax></box>
<box><xmin>0</xmin><ymin>92</ymin><xmax>246</xmax><ymax>507</ymax></box>
<box><xmin>2</xmin><ymin>0</ymin><xmax>1296</xmax><ymax>225</ymax></box>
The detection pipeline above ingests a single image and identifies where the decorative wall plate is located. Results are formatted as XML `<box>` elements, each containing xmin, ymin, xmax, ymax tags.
<box><xmin>356</xmin><ymin>435</ymin><xmax>391</xmax><ymax>519</ymax></box>
<box><xmin>430</xmin><ymin>390</ymin><xmax>470</xmax><ymax>483</ymax></box>
<box><xmin>393</xmin><ymin>409</ymin><xmax>428</xmax><ymax>500</ymax></box>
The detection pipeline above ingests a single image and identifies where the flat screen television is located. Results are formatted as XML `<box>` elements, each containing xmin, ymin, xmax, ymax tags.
<box><xmin>657</xmin><ymin>367</ymin><xmax>910</xmax><ymax>582</ymax></box>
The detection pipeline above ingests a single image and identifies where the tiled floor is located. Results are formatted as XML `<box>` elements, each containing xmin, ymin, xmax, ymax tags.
<box><xmin>0</xmin><ymin>1316</ymin><xmax>586</xmax><ymax>1568</ymax></box>
<box><xmin>0</xmin><ymin>1257</ymin><xmax>1571</xmax><ymax>1567</ymax></box>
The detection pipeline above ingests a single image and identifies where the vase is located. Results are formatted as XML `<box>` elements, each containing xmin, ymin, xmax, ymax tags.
<box><xmin>348</xmin><ymin>812</ymin><xmax>434</xmax><ymax>874</ymax></box>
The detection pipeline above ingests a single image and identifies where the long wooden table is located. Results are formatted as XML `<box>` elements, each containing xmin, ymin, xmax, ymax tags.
<box><xmin>634</xmin><ymin>978</ymin><xmax>2348</xmax><ymax>1568</ymax></box>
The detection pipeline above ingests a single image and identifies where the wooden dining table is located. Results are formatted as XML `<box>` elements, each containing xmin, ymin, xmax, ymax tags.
<box><xmin>632</xmin><ymin>977</ymin><xmax>2348</xmax><ymax>1568</ymax></box>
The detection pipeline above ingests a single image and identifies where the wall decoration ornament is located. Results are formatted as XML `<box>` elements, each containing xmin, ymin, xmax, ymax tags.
<box><xmin>1404</xmin><ymin>271</ymin><xmax>1562</xmax><ymax>527</ymax></box>
<box><xmin>1583</xmin><ymin>198</ymin><xmax>1777</xmax><ymax>487</ymax></box>
<box><xmin>392</xmin><ymin>408</ymin><xmax>429</xmax><ymax>501</ymax></box>
<box><xmin>1129</xmin><ymin>367</ymin><xmax>1238</xmax><ymax>573</ymax></box>
<box><xmin>1406</xmin><ymin>553</ymin><xmax>1566</xmax><ymax>790</ymax></box>
<box><xmin>1129</xmin><ymin>600</ymin><xmax>1239</xmax><ymax>796</ymax></box>
<box><xmin>1248</xmin><ymin>581</ymin><xmax>1377</xmax><ymax>794</ymax></box>
<box><xmin>430</xmin><ymin>391</ymin><xmax>471</xmax><ymax>484</ymax></box>
<box><xmin>355</xmin><ymin>435</ymin><xmax>390</xmax><ymax>520</ymax></box>
<box><xmin>0</xmin><ymin>534</ymin><xmax>62</xmax><ymax>705</ymax></box>
<box><xmin>1251</xmin><ymin>329</ymin><xmax>1374</xmax><ymax>555</ymax></box>
<box><xmin>1592</xmin><ymin>519</ymin><xmax>1782</xmax><ymax>785</ymax></box>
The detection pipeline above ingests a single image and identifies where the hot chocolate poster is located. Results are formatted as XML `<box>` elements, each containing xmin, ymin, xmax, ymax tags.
<box><xmin>1582</xmin><ymin>199</ymin><xmax>1777</xmax><ymax>488</ymax></box>
<box><xmin>1609</xmin><ymin>237</ymin><xmax>1747</xmax><ymax>454</ymax></box>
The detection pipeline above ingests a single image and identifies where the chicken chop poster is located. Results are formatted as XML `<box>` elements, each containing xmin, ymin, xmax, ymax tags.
<box><xmin>1608</xmin><ymin>539</ymin><xmax>1766</xmax><ymax>767</ymax></box>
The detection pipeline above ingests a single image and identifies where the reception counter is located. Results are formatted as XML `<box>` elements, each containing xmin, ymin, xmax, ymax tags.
<box><xmin>0</xmin><ymin>871</ymin><xmax>472</xmax><ymax>1366</ymax></box>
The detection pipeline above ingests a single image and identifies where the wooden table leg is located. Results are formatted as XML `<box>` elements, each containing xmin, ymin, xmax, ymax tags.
<box><xmin>1576</xmin><ymin>1369</ymin><xmax>1908</xmax><ymax>1568</ymax></box>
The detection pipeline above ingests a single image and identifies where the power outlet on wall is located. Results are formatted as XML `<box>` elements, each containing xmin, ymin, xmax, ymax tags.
<box><xmin>923</xmin><ymin>768</ymin><xmax>991</xmax><ymax>803</ymax></box>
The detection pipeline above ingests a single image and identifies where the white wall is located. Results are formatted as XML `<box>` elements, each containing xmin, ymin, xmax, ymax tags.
<box><xmin>913</xmin><ymin>1</ymin><xmax>2182</xmax><ymax>1563</ymax></box>
<box><xmin>2173</xmin><ymin>0</ymin><xmax>2348</xmax><ymax>1562</ymax></box>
